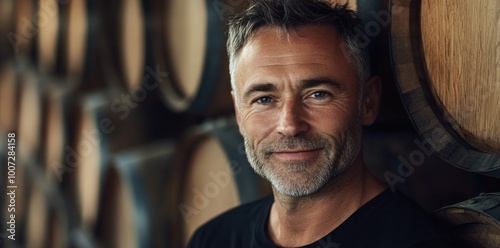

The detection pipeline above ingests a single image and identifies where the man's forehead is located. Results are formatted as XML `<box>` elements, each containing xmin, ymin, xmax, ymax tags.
<box><xmin>237</xmin><ymin>26</ymin><xmax>345</xmax><ymax>69</ymax></box>
<box><xmin>240</xmin><ymin>25</ymin><xmax>341</xmax><ymax>53</ymax></box>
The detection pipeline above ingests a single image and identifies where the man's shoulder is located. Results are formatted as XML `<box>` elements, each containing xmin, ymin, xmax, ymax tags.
<box><xmin>187</xmin><ymin>195</ymin><xmax>273</xmax><ymax>247</ymax></box>
<box><xmin>349</xmin><ymin>189</ymin><xmax>456</xmax><ymax>247</ymax></box>
<box><xmin>204</xmin><ymin>194</ymin><xmax>273</xmax><ymax>227</ymax></box>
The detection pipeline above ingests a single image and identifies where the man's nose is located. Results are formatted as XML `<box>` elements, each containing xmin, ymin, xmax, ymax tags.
<box><xmin>276</xmin><ymin>99</ymin><xmax>310</xmax><ymax>137</ymax></box>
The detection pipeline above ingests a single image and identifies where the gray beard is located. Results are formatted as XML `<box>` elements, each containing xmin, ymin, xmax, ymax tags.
<box><xmin>242</xmin><ymin>122</ymin><xmax>362</xmax><ymax>197</ymax></box>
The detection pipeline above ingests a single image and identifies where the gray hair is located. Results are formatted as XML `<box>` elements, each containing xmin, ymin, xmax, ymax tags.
<box><xmin>226</xmin><ymin>0</ymin><xmax>371</xmax><ymax>92</ymax></box>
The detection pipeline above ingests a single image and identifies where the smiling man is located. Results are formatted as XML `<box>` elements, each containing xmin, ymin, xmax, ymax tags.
<box><xmin>188</xmin><ymin>0</ymin><xmax>455</xmax><ymax>247</ymax></box>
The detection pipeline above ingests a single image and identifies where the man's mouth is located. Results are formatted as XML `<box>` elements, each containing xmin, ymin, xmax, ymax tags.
<box><xmin>272</xmin><ymin>148</ymin><xmax>322</xmax><ymax>160</ymax></box>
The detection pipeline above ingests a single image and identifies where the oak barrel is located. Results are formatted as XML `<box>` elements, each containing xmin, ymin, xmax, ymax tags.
<box><xmin>24</xmin><ymin>166</ymin><xmax>69</xmax><ymax>248</ymax></box>
<box><xmin>59</xmin><ymin>0</ymin><xmax>118</xmax><ymax>92</ymax></box>
<box><xmin>0</xmin><ymin>0</ymin><xmax>15</xmax><ymax>56</ymax></box>
<box><xmin>68</xmin><ymin>91</ymin><xmax>153</xmax><ymax>233</ymax></box>
<box><xmin>17</xmin><ymin>63</ymin><xmax>43</xmax><ymax>161</ymax></box>
<box><xmin>12</xmin><ymin>0</ymin><xmax>35</xmax><ymax>57</ymax></box>
<box><xmin>149</xmin><ymin>0</ymin><xmax>236</xmax><ymax>115</ymax></box>
<box><xmin>168</xmin><ymin>117</ymin><xmax>272</xmax><ymax>247</ymax></box>
<box><xmin>35</xmin><ymin>0</ymin><xmax>62</xmax><ymax>74</ymax></box>
<box><xmin>434</xmin><ymin>193</ymin><xmax>500</xmax><ymax>248</ymax></box>
<box><xmin>389</xmin><ymin>0</ymin><xmax>500</xmax><ymax>176</ymax></box>
<box><xmin>97</xmin><ymin>141</ymin><xmax>176</xmax><ymax>248</ymax></box>
<box><xmin>0</xmin><ymin>61</ymin><xmax>19</xmax><ymax>132</ymax></box>
<box><xmin>42</xmin><ymin>80</ymin><xmax>76</xmax><ymax>181</ymax></box>
<box><xmin>99</xmin><ymin>0</ymin><xmax>146</xmax><ymax>92</ymax></box>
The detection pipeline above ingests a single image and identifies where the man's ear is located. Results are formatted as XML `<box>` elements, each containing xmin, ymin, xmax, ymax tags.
<box><xmin>360</xmin><ymin>76</ymin><xmax>382</xmax><ymax>126</ymax></box>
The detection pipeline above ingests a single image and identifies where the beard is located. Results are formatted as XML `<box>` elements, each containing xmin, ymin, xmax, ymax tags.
<box><xmin>242</xmin><ymin>120</ymin><xmax>362</xmax><ymax>197</ymax></box>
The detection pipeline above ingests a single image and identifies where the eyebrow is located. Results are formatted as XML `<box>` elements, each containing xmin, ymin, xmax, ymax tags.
<box><xmin>241</xmin><ymin>77</ymin><xmax>342</xmax><ymax>102</ymax></box>
<box><xmin>242</xmin><ymin>83</ymin><xmax>278</xmax><ymax>102</ymax></box>
<box><xmin>299</xmin><ymin>77</ymin><xmax>342</xmax><ymax>91</ymax></box>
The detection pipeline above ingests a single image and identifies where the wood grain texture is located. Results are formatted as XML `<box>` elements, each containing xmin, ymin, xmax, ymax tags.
<box><xmin>434</xmin><ymin>193</ymin><xmax>500</xmax><ymax>248</ymax></box>
<box><xmin>421</xmin><ymin>0</ymin><xmax>500</xmax><ymax>153</ymax></box>
<box><xmin>390</xmin><ymin>0</ymin><xmax>500</xmax><ymax>175</ymax></box>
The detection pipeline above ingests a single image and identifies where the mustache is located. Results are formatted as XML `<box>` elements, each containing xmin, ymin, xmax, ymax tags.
<box><xmin>261</xmin><ymin>136</ymin><xmax>329</xmax><ymax>153</ymax></box>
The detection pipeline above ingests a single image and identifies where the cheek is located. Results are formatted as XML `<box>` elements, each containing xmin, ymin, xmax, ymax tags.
<box><xmin>239</xmin><ymin>110</ymin><xmax>276</xmax><ymax>143</ymax></box>
<box><xmin>306</xmin><ymin>103</ymin><xmax>358</xmax><ymax>134</ymax></box>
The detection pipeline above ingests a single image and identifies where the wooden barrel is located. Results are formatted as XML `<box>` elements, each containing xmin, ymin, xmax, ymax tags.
<box><xmin>167</xmin><ymin>117</ymin><xmax>272</xmax><ymax>247</ymax></box>
<box><xmin>60</xmin><ymin>0</ymin><xmax>89</xmax><ymax>81</ymax></box>
<box><xmin>98</xmin><ymin>0</ymin><xmax>146</xmax><ymax>92</ymax></box>
<box><xmin>0</xmin><ymin>0</ymin><xmax>15</xmax><ymax>57</ymax></box>
<box><xmin>17</xmin><ymin>62</ymin><xmax>44</xmax><ymax>161</ymax></box>
<box><xmin>24</xmin><ymin>166</ymin><xmax>69</xmax><ymax>248</ymax></box>
<box><xmin>35</xmin><ymin>0</ymin><xmax>62</xmax><ymax>74</ymax></box>
<box><xmin>59</xmin><ymin>0</ymin><xmax>118</xmax><ymax>92</ymax></box>
<box><xmin>42</xmin><ymin>80</ymin><xmax>76</xmax><ymax>181</ymax></box>
<box><xmin>12</xmin><ymin>0</ymin><xmax>35</xmax><ymax>58</ymax></box>
<box><xmin>97</xmin><ymin>141</ymin><xmax>176</xmax><ymax>248</ymax></box>
<box><xmin>389</xmin><ymin>0</ymin><xmax>500</xmax><ymax>176</ymax></box>
<box><xmin>68</xmin><ymin>91</ymin><xmax>154</xmax><ymax>233</ymax></box>
<box><xmin>0</xmin><ymin>61</ymin><xmax>19</xmax><ymax>132</ymax></box>
<box><xmin>148</xmin><ymin>0</ymin><xmax>237</xmax><ymax>115</ymax></box>
<box><xmin>434</xmin><ymin>193</ymin><xmax>500</xmax><ymax>247</ymax></box>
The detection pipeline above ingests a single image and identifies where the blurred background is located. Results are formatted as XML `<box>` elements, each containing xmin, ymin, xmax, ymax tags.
<box><xmin>0</xmin><ymin>0</ymin><xmax>499</xmax><ymax>247</ymax></box>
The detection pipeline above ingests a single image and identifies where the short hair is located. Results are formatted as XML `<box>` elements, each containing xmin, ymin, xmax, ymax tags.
<box><xmin>226</xmin><ymin>0</ymin><xmax>371</xmax><ymax>92</ymax></box>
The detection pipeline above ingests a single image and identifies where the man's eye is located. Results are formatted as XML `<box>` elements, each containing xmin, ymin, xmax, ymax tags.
<box><xmin>311</xmin><ymin>91</ymin><xmax>328</xmax><ymax>98</ymax></box>
<box><xmin>256</xmin><ymin>97</ymin><xmax>272</xmax><ymax>104</ymax></box>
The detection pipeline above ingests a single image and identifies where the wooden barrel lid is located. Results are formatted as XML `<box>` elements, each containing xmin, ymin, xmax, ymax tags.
<box><xmin>119</xmin><ymin>0</ymin><xmax>145</xmax><ymax>90</ymax></box>
<box><xmin>65</xmin><ymin>0</ymin><xmax>88</xmax><ymax>80</ymax></box>
<box><xmin>61</xmin><ymin>0</ymin><xmax>112</xmax><ymax>92</ymax></box>
<box><xmin>17</xmin><ymin>65</ymin><xmax>43</xmax><ymax>160</ymax></box>
<box><xmin>165</xmin><ymin>0</ymin><xmax>207</xmax><ymax>100</ymax></box>
<box><xmin>434</xmin><ymin>193</ymin><xmax>500</xmax><ymax>247</ymax></box>
<box><xmin>169</xmin><ymin>117</ymin><xmax>272</xmax><ymax>247</ymax></box>
<box><xmin>420</xmin><ymin>0</ymin><xmax>500</xmax><ymax>153</ymax></box>
<box><xmin>73</xmin><ymin>93</ymin><xmax>107</xmax><ymax>231</ymax></box>
<box><xmin>36</xmin><ymin>0</ymin><xmax>60</xmax><ymax>74</ymax></box>
<box><xmin>0</xmin><ymin>62</ymin><xmax>19</xmax><ymax>132</ymax></box>
<box><xmin>96</xmin><ymin>0</ymin><xmax>145</xmax><ymax>92</ymax></box>
<box><xmin>390</xmin><ymin>0</ymin><xmax>500</xmax><ymax>175</ymax></box>
<box><xmin>151</xmin><ymin>0</ymin><xmax>234</xmax><ymax>114</ymax></box>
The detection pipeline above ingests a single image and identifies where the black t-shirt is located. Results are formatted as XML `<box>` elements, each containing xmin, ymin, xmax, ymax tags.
<box><xmin>188</xmin><ymin>189</ymin><xmax>457</xmax><ymax>248</ymax></box>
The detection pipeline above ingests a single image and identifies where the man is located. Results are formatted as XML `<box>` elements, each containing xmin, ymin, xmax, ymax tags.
<box><xmin>189</xmin><ymin>0</ymin><xmax>455</xmax><ymax>247</ymax></box>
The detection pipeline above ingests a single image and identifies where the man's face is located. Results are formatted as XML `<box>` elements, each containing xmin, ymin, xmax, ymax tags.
<box><xmin>233</xmin><ymin>25</ymin><xmax>364</xmax><ymax>197</ymax></box>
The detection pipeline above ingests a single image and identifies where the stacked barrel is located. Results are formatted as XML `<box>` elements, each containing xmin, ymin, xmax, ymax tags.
<box><xmin>0</xmin><ymin>0</ymin><xmax>272</xmax><ymax>247</ymax></box>
<box><xmin>0</xmin><ymin>0</ymin><xmax>499</xmax><ymax>247</ymax></box>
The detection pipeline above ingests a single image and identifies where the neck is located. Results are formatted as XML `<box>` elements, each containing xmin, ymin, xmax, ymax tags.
<box><xmin>267</xmin><ymin>155</ymin><xmax>385</xmax><ymax>247</ymax></box>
